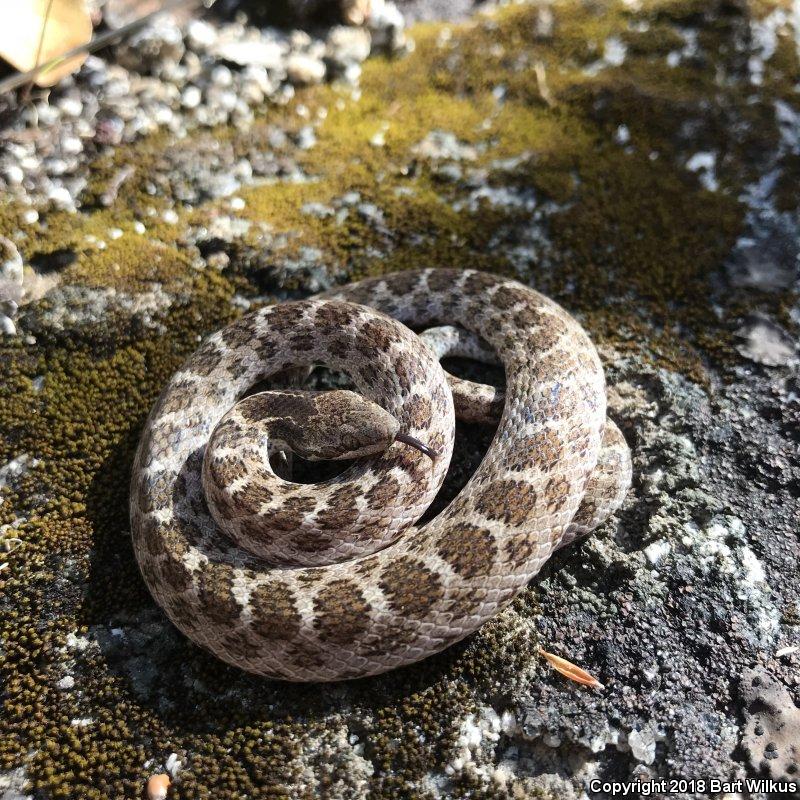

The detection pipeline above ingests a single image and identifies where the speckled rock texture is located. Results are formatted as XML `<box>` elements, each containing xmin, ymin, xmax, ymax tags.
<box><xmin>1</xmin><ymin>1</ymin><xmax>798</xmax><ymax>798</ymax></box>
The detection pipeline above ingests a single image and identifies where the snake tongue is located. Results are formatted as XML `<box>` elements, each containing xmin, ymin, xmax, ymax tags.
<box><xmin>395</xmin><ymin>432</ymin><xmax>439</xmax><ymax>460</ymax></box>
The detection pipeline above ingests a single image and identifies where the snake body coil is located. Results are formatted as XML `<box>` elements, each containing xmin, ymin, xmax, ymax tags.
<box><xmin>131</xmin><ymin>269</ymin><xmax>631</xmax><ymax>681</ymax></box>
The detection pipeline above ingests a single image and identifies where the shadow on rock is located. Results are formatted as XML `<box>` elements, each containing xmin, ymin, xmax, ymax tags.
<box><xmin>79</xmin><ymin>392</ymin><xmax>536</xmax><ymax>738</ymax></box>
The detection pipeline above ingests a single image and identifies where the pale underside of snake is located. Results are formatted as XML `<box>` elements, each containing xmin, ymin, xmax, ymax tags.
<box><xmin>130</xmin><ymin>269</ymin><xmax>632</xmax><ymax>682</ymax></box>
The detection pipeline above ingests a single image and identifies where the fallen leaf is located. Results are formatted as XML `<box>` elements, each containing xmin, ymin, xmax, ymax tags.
<box><xmin>539</xmin><ymin>647</ymin><xmax>605</xmax><ymax>689</ymax></box>
<box><xmin>0</xmin><ymin>0</ymin><xmax>93</xmax><ymax>88</ymax></box>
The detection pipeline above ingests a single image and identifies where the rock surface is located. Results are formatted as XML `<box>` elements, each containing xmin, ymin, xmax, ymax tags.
<box><xmin>739</xmin><ymin>667</ymin><xmax>800</xmax><ymax>783</ymax></box>
<box><xmin>1</xmin><ymin>1</ymin><xmax>799</xmax><ymax>799</ymax></box>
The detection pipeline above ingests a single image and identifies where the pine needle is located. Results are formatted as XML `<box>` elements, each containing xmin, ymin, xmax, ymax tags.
<box><xmin>538</xmin><ymin>647</ymin><xmax>605</xmax><ymax>689</ymax></box>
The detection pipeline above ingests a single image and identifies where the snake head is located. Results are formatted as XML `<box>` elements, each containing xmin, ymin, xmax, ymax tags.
<box><xmin>212</xmin><ymin>389</ymin><xmax>437</xmax><ymax>466</ymax></box>
<box><xmin>304</xmin><ymin>391</ymin><xmax>437</xmax><ymax>461</ymax></box>
<box><xmin>299</xmin><ymin>390</ymin><xmax>398</xmax><ymax>460</ymax></box>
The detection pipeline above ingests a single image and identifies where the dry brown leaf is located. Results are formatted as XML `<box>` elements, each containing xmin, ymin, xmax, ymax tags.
<box><xmin>539</xmin><ymin>648</ymin><xmax>605</xmax><ymax>689</ymax></box>
<box><xmin>0</xmin><ymin>0</ymin><xmax>93</xmax><ymax>88</ymax></box>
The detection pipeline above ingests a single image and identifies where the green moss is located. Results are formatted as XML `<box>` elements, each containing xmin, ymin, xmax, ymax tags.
<box><xmin>1</xmin><ymin>0</ymin><xmax>798</xmax><ymax>797</ymax></box>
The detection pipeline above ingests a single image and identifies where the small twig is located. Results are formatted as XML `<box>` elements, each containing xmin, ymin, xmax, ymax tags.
<box><xmin>100</xmin><ymin>165</ymin><xmax>135</xmax><ymax>206</ymax></box>
<box><xmin>533</xmin><ymin>60</ymin><xmax>555</xmax><ymax>108</ymax></box>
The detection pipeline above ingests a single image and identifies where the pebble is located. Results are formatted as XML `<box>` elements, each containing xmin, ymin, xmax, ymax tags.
<box><xmin>628</xmin><ymin>727</ymin><xmax>657</xmax><ymax>764</ymax></box>
<box><xmin>58</xmin><ymin>97</ymin><xmax>83</xmax><ymax>118</ymax></box>
<box><xmin>343</xmin><ymin>0</ymin><xmax>372</xmax><ymax>26</ymax></box>
<box><xmin>0</xmin><ymin>236</ymin><xmax>23</xmax><ymax>285</ymax></box>
<box><xmin>357</xmin><ymin>202</ymin><xmax>385</xmax><ymax>225</ymax></box>
<box><xmin>165</xmin><ymin>752</ymin><xmax>182</xmax><ymax>778</ymax></box>
<box><xmin>0</xmin><ymin>299</ymin><xmax>18</xmax><ymax>317</ymax></box>
<box><xmin>213</xmin><ymin>39</ymin><xmax>285</xmax><ymax>70</ymax></box>
<box><xmin>117</xmin><ymin>20</ymin><xmax>185</xmax><ymax>73</ymax></box>
<box><xmin>433</xmin><ymin>163</ymin><xmax>463</xmax><ymax>182</ymax></box>
<box><xmin>736</xmin><ymin>317</ymin><xmax>797</xmax><ymax>367</ymax></box>
<box><xmin>290</xmin><ymin>30</ymin><xmax>313</xmax><ymax>50</ymax></box>
<box><xmin>4</xmin><ymin>165</ymin><xmax>24</xmax><ymax>185</ymax></box>
<box><xmin>603</xmin><ymin>36</ymin><xmax>627</xmax><ymax>67</ymax></box>
<box><xmin>62</xmin><ymin>136</ymin><xmax>83</xmax><ymax>155</ymax></box>
<box><xmin>186</xmin><ymin>19</ymin><xmax>217</xmax><ymax>52</ymax></box>
<box><xmin>302</xmin><ymin>202</ymin><xmax>335</xmax><ymax>218</ymax></box>
<box><xmin>211</xmin><ymin>65</ymin><xmax>233</xmax><ymax>88</ymax></box>
<box><xmin>286</xmin><ymin>54</ymin><xmax>327</xmax><ymax>86</ymax></box>
<box><xmin>413</xmin><ymin>130</ymin><xmax>478</xmax><ymax>161</ymax></box>
<box><xmin>57</xmin><ymin>675</ymin><xmax>75</xmax><ymax>691</ymax></box>
<box><xmin>146</xmin><ymin>774</ymin><xmax>170</xmax><ymax>800</ymax></box>
<box><xmin>181</xmin><ymin>86</ymin><xmax>202</xmax><ymax>109</ymax></box>
<box><xmin>326</xmin><ymin>26</ymin><xmax>372</xmax><ymax>70</ymax></box>
<box><xmin>47</xmin><ymin>186</ymin><xmax>76</xmax><ymax>210</ymax></box>
<box><xmin>0</xmin><ymin>315</ymin><xmax>16</xmax><ymax>335</ymax></box>
<box><xmin>342</xmin><ymin>63</ymin><xmax>362</xmax><ymax>85</ymax></box>
<box><xmin>368</xmin><ymin>0</ymin><xmax>408</xmax><ymax>54</ymax></box>
<box><xmin>644</xmin><ymin>540</ymin><xmax>671</xmax><ymax>566</ymax></box>
<box><xmin>296</xmin><ymin>126</ymin><xmax>318</xmax><ymax>150</ymax></box>
<box><xmin>0</xmin><ymin>5</ymin><xmax>411</xmax><ymax>210</ymax></box>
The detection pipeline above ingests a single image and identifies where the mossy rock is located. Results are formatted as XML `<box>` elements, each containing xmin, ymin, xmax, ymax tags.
<box><xmin>1</xmin><ymin>1</ymin><xmax>798</xmax><ymax>797</ymax></box>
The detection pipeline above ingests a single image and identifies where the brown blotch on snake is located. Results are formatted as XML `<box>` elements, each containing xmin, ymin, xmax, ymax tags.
<box><xmin>313</xmin><ymin>579</ymin><xmax>371</xmax><ymax>643</ymax></box>
<box><xmin>314</xmin><ymin>485</ymin><xmax>361</xmax><ymax>529</ymax></box>
<box><xmin>437</xmin><ymin>523</ymin><xmax>498</xmax><ymax>579</ymax></box>
<box><xmin>379</xmin><ymin>557</ymin><xmax>445</xmax><ymax>620</ymax></box>
<box><xmin>249</xmin><ymin>581</ymin><xmax>303</xmax><ymax>641</ymax></box>
<box><xmin>478</xmin><ymin>479</ymin><xmax>539</xmax><ymax>526</ymax></box>
<box><xmin>197</xmin><ymin>562</ymin><xmax>240</xmax><ymax>626</ymax></box>
<box><xmin>506</xmin><ymin>431</ymin><xmax>563</xmax><ymax>472</ymax></box>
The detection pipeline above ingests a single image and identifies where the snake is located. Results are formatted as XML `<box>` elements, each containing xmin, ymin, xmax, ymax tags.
<box><xmin>130</xmin><ymin>268</ymin><xmax>632</xmax><ymax>681</ymax></box>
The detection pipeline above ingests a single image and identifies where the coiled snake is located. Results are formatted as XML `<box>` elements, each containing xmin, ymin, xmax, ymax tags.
<box><xmin>130</xmin><ymin>269</ymin><xmax>631</xmax><ymax>681</ymax></box>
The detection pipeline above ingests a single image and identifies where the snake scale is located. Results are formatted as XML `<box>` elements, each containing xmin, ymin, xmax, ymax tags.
<box><xmin>131</xmin><ymin>269</ymin><xmax>632</xmax><ymax>681</ymax></box>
